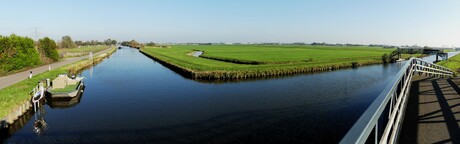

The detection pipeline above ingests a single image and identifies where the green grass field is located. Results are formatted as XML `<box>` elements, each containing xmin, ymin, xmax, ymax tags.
<box><xmin>443</xmin><ymin>49</ymin><xmax>458</xmax><ymax>53</ymax></box>
<box><xmin>49</xmin><ymin>84</ymin><xmax>78</xmax><ymax>92</ymax></box>
<box><xmin>141</xmin><ymin>45</ymin><xmax>411</xmax><ymax>79</ymax></box>
<box><xmin>437</xmin><ymin>53</ymin><xmax>460</xmax><ymax>73</ymax></box>
<box><xmin>58</xmin><ymin>45</ymin><xmax>110</xmax><ymax>56</ymax></box>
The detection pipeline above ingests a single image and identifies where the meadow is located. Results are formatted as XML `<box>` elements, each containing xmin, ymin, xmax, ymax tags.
<box><xmin>140</xmin><ymin>45</ymin><xmax>418</xmax><ymax>79</ymax></box>
<box><xmin>437</xmin><ymin>53</ymin><xmax>460</xmax><ymax>73</ymax></box>
<box><xmin>58</xmin><ymin>45</ymin><xmax>110</xmax><ymax>57</ymax></box>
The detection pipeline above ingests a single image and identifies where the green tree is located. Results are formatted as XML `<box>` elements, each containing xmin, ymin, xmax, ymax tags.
<box><xmin>121</xmin><ymin>41</ymin><xmax>130</xmax><ymax>46</ymax></box>
<box><xmin>130</xmin><ymin>40</ymin><xmax>140</xmax><ymax>48</ymax></box>
<box><xmin>0</xmin><ymin>34</ymin><xmax>41</xmax><ymax>74</ymax></box>
<box><xmin>146</xmin><ymin>42</ymin><xmax>156</xmax><ymax>46</ymax></box>
<box><xmin>90</xmin><ymin>40</ymin><xmax>99</xmax><ymax>46</ymax></box>
<box><xmin>104</xmin><ymin>39</ymin><xmax>113</xmax><ymax>45</ymax></box>
<box><xmin>382</xmin><ymin>53</ymin><xmax>389</xmax><ymax>63</ymax></box>
<box><xmin>75</xmin><ymin>40</ymin><xmax>83</xmax><ymax>46</ymax></box>
<box><xmin>38</xmin><ymin>37</ymin><xmax>60</xmax><ymax>61</ymax></box>
<box><xmin>60</xmin><ymin>35</ymin><xmax>76</xmax><ymax>48</ymax></box>
<box><xmin>111</xmin><ymin>39</ymin><xmax>117</xmax><ymax>45</ymax></box>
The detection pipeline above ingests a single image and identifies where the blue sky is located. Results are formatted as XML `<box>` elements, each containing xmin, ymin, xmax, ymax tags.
<box><xmin>1</xmin><ymin>0</ymin><xmax>459</xmax><ymax>46</ymax></box>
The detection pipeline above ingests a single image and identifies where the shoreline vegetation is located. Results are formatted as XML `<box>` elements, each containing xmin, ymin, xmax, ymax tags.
<box><xmin>0</xmin><ymin>34</ymin><xmax>114</xmax><ymax>77</ymax></box>
<box><xmin>1</xmin><ymin>46</ymin><xmax>112</xmax><ymax>77</ymax></box>
<box><xmin>58</xmin><ymin>45</ymin><xmax>111</xmax><ymax>58</ymax></box>
<box><xmin>140</xmin><ymin>45</ymin><xmax>423</xmax><ymax>79</ymax></box>
<box><xmin>0</xmin><ymin>35</ymin><xmax>46</xmax><ymax>76</ymax></box>
<box><xmin>0</xmin><ymin>48</ymin><xmax>116</xmax><ymax>123</ymax></box>
<box><xmin>437</xmin><ymin>53</ymin><xmax>460</xmax><ymax>74</ymax></box>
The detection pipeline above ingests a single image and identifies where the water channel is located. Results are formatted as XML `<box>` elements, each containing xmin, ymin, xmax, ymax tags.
<box><xmin>1</xmin><ymin>48</ymin><xmax>457</xmax><ymax>143</ymax></box>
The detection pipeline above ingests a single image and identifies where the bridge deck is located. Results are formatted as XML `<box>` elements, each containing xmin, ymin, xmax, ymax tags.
<box><xmin>400</xmin><ymin>76</ymin><xmax>460</xmax><ymax>143</ymax></box>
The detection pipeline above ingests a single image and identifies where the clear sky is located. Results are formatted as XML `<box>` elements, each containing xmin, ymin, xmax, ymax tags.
<box><xmin>1</xmin><ymin>0</ymin><xmax>459</xmax><ymax>47</ymax></box>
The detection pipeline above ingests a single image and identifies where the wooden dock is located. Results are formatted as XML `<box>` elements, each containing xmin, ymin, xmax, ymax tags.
<box><xmin>399</xmin><ymin>76</ymin><xmax>460</xmax><ymax>143</ymax></box>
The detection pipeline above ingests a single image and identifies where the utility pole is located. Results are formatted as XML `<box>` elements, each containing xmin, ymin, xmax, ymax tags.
<box><xmin>31</xmin><ymin>27</ymin><xmax>40</xmax><ymax>41</ymax></box>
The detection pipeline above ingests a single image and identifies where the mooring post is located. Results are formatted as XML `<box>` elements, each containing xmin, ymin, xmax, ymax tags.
<box><xmin>89</xmin><ymin>52</ymin><xmax>93</xmax><ymax>61</ymax></box>
<box><xmin>436</xmin><ymin>53</ymin><xmax>439</xmax><ymax>62</ymax></box>
<box><xmin>1</xmin><ymin>120</ymin><xmax>7</xmax><ymax>129</ymax></box>
<box><xmin>46</xmin><ymin>79</ymin><xmax>50</xmax><ymax>87</ymax></box>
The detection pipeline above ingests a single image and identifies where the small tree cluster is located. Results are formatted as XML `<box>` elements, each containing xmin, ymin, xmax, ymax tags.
<box><xmin>0</xmin><ymin>34</ymin><xmax>41</xmax><ymax>74</ymax></box>
<box><xmin>145</xmin><ymin>42</ymin><xmax>156</xmax><ymax>46</ymax></box>
<box><xmin>60</xmin><ymin>35</ymin><xmax>77</xmax><ymax>48</ymax></box>
<box><xmin>104</xmin><ymin>39</ymin><xmax>117</xmax><ymax>45</ymax></box>
<box><xmin>382</xmin><ymin>53</ymin><xmax>389</xmax><ymax>63</ymax></box>
<box><xmin>121</xmin><ymin>40</ymin><xmax>143</xmax><ymax>48</ymax></box>
<box><xmin>75</xmin><ymin>39</ymin><xmax>117</xmax><ymax>46</ymax></box>
<box><xmin>38</xmin><ymin>37</ymin><xmax>60</xmax><ymax>62</ymax></box>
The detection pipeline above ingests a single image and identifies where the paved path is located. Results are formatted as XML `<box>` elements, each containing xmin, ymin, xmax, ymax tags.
<box><xmin>0</xmin><ymin>48</ymin><xmax>113</xmax><ymax>90</ymax></box>
<box><xmin>399</xmin><ymin>76</ymin><xmax>460</xmax><ymax>143</ymax></box>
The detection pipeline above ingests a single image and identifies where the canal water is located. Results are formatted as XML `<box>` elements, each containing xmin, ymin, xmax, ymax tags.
<box><xmin>1</xmin><ymin>49</ymin><xmax>454</xmax><ymax>143</ymax></box>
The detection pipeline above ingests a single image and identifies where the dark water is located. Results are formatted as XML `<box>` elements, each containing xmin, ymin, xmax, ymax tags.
<box><xmin>2</xmin><ymin>48</ymin><xmax>408</xmax><ymax>143</ymax></box>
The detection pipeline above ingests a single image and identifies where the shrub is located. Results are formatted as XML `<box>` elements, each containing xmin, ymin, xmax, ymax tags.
<box><xmin>38</xmin><ymin>37</ymin><xmax>60</xmax><ymax>61</ymax></box>
<box><xmin>0</xmin><ymin>34</ymin><xmax>41</xmax><ymax>74</ymax></box>
<box><xmin>382</xmin><ymin>53</ymin><xmax>389</xmax><ymax>63</ymax></box>
<box><xmin>60</xmin><ymin>35</ymin><xmax>77</xmax><ymax>48</ymax></box>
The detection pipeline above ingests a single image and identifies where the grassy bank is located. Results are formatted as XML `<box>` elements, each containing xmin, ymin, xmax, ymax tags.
<box><xmin>0</xmin><ymin>48</ymin><xmax>116</xmax><ymax>119</ymax></box>
<box><xmin>140</xmin><ymin>45</ymin><xmax>408</xmax><ymax>79</ymax></box>
<box><xmin>58</xmin><ymin>45</ymin><xmax>111</xmax><ymax>57</ymax></box>
<box><xmin>437</xmin><ymin>53</ymin><xmax>460</xmax><ymax>73</ymax></box>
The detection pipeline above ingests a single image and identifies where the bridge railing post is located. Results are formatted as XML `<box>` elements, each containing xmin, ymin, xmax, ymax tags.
<box><xmin>340</xmin><ymin>58</ymin><xmax>454</xmax><ymax>144</ymax></box>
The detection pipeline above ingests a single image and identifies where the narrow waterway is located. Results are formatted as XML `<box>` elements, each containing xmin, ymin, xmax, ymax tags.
<box><xmin>1</xmin><ymin>49</ymin><xmax>456</xmax><ymax>143</ymax></box>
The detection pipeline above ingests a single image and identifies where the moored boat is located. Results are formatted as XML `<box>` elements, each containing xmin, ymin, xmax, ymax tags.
<box><xmin>46</xmin><ymin>92</ymin><xmax>84</xmax><ymax>109</ymax></box>
<box><xmin>46</xmin><ymin>74</ymin><xmax>85</xmax><ymax>98</ymax></box>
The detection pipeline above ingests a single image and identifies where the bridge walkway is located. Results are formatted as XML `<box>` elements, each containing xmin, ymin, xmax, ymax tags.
<box><xmin>399</xmin><ymin>76</ymin><xmax>460</xmax><ymax>143</ymax></box>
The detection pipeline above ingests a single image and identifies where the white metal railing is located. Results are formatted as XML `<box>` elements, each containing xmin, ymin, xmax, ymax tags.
<box><xmin>31</xmin><ymin>79</ymin><xmax>49</xmax><ymax>112</ymax></box>
<box><xmin>340</xmin><ymin>58</ymin><xmax>453</xmax><ymax>144</ymax></box>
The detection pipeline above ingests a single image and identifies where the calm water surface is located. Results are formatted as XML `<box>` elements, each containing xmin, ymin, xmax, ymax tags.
<box><xmin>2</xmin><ymin>48</ymin><xmax>412</xmax><ymax>143</ymax></box>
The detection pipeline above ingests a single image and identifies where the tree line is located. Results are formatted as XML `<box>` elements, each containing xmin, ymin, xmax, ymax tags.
<box><xmin>0</xmin><ymin>34</ymin><xmax>158</xmax><ymax>75</ymax></box>
<box><xmin>0</xmin><ymin>35</ymin><xmax>119</xmax><ymax>75</ymax></box>
<box><xmin>0</xmin><ymin>34</ymin><xmax>59</xmax><ymax>75</ymax></box>
<box><xmin>74</xmin><ymin>39</ymin><xmax>117</xmax><ymax>47</ymax></box>
<box><xmin>59</xmin><ymin>36</ymin><xmax>117</xmax><ymax>48</ymax></box>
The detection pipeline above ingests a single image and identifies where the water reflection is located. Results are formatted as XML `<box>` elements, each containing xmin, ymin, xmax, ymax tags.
<box><xmin>46</xmin><ymin>91</ymin><xmax>84</xmax><ymax>109</ymax></box>
<box><xmin>1</xmin><ymin>48</ymin><xmax>416</xmax><ymax>143</ymax></box>
<box><xmin>33</xmin><ymin>106</ymin><xmax>47</xmax><ymax>136</ymax></box>
<box><xmin>0</xmin><ymin>99</ymin><xmax>46</xmax><ymax>140</ymax></box>
<box><xmin>0</xmin><ymin>91</ymin><xmax>85</xmax><ymax>141</ymax></box>
<box><xmin>193</xmin><ymin>51</ymin><xmax>204</xmax><ymax>57</ymax></box>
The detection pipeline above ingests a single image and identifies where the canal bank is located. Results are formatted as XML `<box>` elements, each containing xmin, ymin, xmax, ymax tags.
<box><xmin>3</xmin><ymin>48</ymin><xmax>412</xmax><ymax>143</ymax></box>
<box><xmin>139</xmin><ymin>48</ymin><xmax>399</xmax><ymax>79</ymax></box>
<box><xmin>0</xmin><ymin>48</ymin><xmax>116</xmax><ymax>129</ymax></box>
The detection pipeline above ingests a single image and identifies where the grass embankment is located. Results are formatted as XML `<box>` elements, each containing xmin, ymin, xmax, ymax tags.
<box><xmin>140</xmin><ymin>45</ymin><xmax>407</xmax><ymax>79</ymax></box>
<box><xmin>0</xmin><ymin>48</ymin><xmax>116</xmax><ymax>119</ymax></box>
<box><xmin>437</xmin><ymin>53</ymin><xmax>460</xmax><ymax>74</ymax></box>
<box><xmin>58</xmin><ymin>45</ymin><xmax>111</xmax><ymax>57</ymax></box>
<box><xmin>444</xmin><ymin>49</ymin><xmax>458</xmax><ymax>53</ymax></box>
